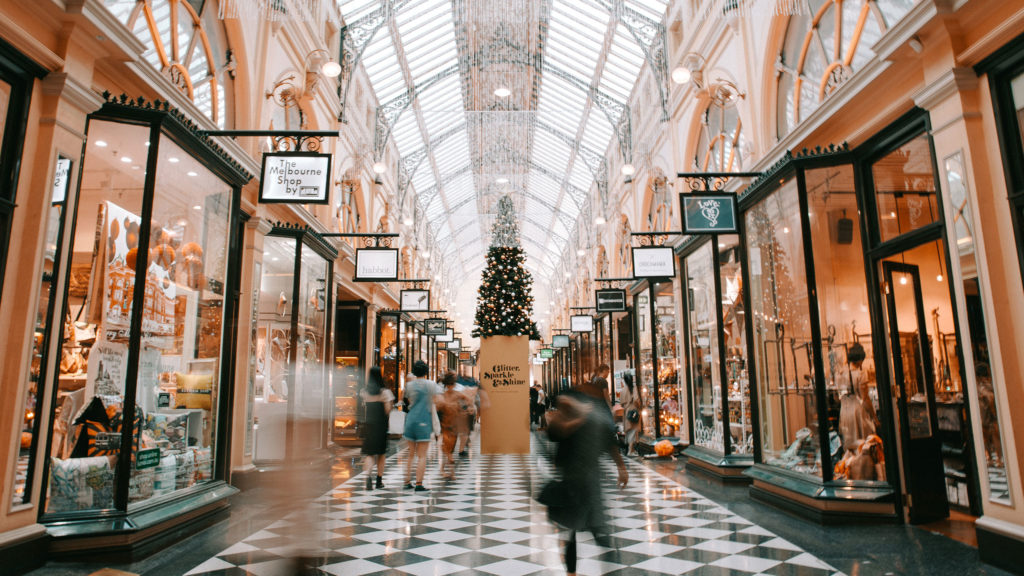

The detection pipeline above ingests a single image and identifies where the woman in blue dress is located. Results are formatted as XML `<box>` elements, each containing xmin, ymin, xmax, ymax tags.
<box><xmin>402</xmin><ymin>360</ymin><xmax>437</xmax><ymax>491</ymax></box>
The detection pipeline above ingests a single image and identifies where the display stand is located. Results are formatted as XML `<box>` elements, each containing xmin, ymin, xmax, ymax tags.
<box><xmin>479</xmin><ymin>335</ymin><xmax>530</xmax><ymax>454</ymax></box>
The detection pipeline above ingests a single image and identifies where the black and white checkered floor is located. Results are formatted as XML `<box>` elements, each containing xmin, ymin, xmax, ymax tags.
<box><xmin>185</xmin><ymin>438</ymin><xmax>845</xmax><ymax>576</ymax></box>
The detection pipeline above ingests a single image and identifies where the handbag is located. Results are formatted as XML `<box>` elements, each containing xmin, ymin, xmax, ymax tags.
<box><xmin>626</xmin><ymin>408</ymin><xmax>640</xmax><ymax>423</ymax></box>
<box><xmin>537</xmin><ymin>479</ymin><xmax>569</xmax><ymax>507</ymax></box>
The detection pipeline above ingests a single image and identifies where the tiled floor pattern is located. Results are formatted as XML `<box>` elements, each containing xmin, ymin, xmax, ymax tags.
<box><xmin>185</xmin><ymin>440</ymin><xmax>845</xmax><ymax>576</ymax></box>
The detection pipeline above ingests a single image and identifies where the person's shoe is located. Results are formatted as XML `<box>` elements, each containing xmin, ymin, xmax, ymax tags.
<box><xmin>403</xmin><ymin>482</ymin><xmax>415</xmax><ymax>490</ymax></box>
<box><xmin>414</xmin><ymin>484</ymin><xmax>429</xmax><ymax>492</ymax></box>
<box><xmin>375</xmin><ymin>476</ymin><xmax>384</xmax><ymax>489</ymax></box>
<box><xmin>458</xmin><ymin>451</ymin><xmax>468</xmax><ymax>457</ymax></box>
<box><xmin>365</xmin><ymin>476</ymin><xmax>373</xmax><ymax>490</ymax></box>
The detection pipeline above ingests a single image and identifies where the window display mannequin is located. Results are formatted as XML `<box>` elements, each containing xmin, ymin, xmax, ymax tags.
<box><xmin>835</xmin><ymin>343</ymin><xmax>883</xmax><ymax>482</ymax></box>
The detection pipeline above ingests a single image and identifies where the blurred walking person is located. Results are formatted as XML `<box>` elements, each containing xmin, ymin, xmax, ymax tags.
<box><xmin>403</xmin><ymin>360</ymin><xmax>437</xmax><ymax>491</ymax></box>
<box><xmin>619</xmin><ymin>372</ymin><xmax>641</xmax><ymax>456</ymax></box>
<box><xmin>435</xmin><ymin>371</ymin><xmax>475</xmax><ymax>480</ymax></box>
<box><xmin>542</xmin><ymin>387</ymin><xmax>628</xmax><ymax>576</ymax></box>
<box><xmin>361</xmin><ymin>366</ymin><xmax>393</xmax><ymax>489</ymax></box>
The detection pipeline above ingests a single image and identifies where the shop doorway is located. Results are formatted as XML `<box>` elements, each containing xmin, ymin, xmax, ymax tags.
<box><xmin>878</xmin><ymin>240</ymin><xmax>973</xmax><ymax>524</ymax></box>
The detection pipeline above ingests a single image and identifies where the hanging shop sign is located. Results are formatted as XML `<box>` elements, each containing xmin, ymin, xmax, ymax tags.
<box><xmin>259</xmin><ymin>151</ymin><xmax>331</xmax><ymax>204</ymax></box>
<box><xmin>436</xmin><ymin>328</ymin><xmax>454</xmax><ymax>343</ymax></box>
<box><xmin>680</xmin><ymin>193</ymin><xmax>738</xmax><ymax>234</ymax></box>
<box><xmin>400</xmin><ymin>289</ymin><xmax>430</xmax><ymax>311</ymax></box>
<box><xmin>552</xmin><ymin>334</ymin><xmax>570</xmax><ymax>348</ymax></box>
<box><xmin>539</xmin><ymin>347</ymin><xmax>554</xmax><ymax>359</ymax></box>
<box><xmin>632</xmin><ymin>246</ymin><xmax>676</xmax><ymax>278</ymax></box>
<box><xmin>459</xmin><ymin>351</ymin><xmax>472</xmax><ymax>362</ymax></box>
<box><xmin>52</xmin><ymin>156</ymin><xmax>72</xmax><ymax>204</ymax></box>
<box><xmin>424</xmin><ymin>318</ymin><xmax>447</xmax><ymax>335</ymax></box>
<box><xmin>571</xmin><ymin>314</ymin><xmax>594</xmax><ymax>333</ymax></box>
<box><xmin>595</xmin><ymin>289</ymin><xmax>627</xmax><ymax>312</ymax></box>
<box><xmin>354</xmin><ymin>248</ymin><xmax>399</xmax><ymax>282</ymax></box>
<box><xmin>448</xmin><ymin>338</ymin><xmax>462</xmax><ymax>351</ymax></box>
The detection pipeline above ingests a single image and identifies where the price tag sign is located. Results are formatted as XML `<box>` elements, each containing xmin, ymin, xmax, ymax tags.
<box><xmin>259</xmin><ymin>152</ymin><xmax>331</xmax><ymax>204</ymax></box>
<box><xmin>136</xmin><ymin>448</ymin><xmax>161</xmax><ymax>470</ymax></box>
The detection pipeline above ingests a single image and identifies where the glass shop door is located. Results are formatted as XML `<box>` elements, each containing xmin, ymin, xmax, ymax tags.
<box><xmin>881</xmin><ymin>259</ymin><xmax>949</xmax><ymax>524</ymax></box>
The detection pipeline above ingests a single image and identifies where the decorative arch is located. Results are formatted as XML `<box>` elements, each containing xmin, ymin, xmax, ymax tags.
<box><xmin>107</xmin><ymin>0</ymin><xmax>232</xmax><ymax>127</ymax></box>
<box><xmin>695</xmin><ymin>98</ymin><xmax>747</xmax><ymax>172</ymax></box>
<box><xmin>642</xmin><ymin>170</ymin><xmax>671</xmax><ymax>232</ymax></box>
<box><xmin>775</xmin><ymin>0</ymin><xmax>915</xmax><ymax>139</ymax></box>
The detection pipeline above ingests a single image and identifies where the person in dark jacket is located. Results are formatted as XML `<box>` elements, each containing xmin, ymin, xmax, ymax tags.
<box><xmin>360</xmin><ymin>367</ymin><xmax>393</xmax><ymax>489</ymax></box>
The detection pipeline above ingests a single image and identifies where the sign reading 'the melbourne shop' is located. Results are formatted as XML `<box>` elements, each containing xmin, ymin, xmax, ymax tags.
<box><xmin>259</xmin><ymin>152</ymin><xmax>332</xmax><ymax>204</ymax></box>
<box><xmin>354</xmin><ymin>248</ymin><xmax>399</xmax><ymax>282</ymax></box>
<box><xmin>680</xmin><ymin>193</ymin><xmax>738</xmax><ymax>233</ymax></box>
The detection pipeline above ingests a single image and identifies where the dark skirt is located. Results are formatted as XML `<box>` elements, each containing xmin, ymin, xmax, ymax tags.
<box><xmin>361</xmin><ymin>401</ymin><xmax>388</xmax><ymax>456</ymax></box>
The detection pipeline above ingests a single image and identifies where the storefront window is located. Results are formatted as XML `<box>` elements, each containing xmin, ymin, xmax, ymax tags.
<box><xmin>636</xmin><ymin>289</ymin><xmax>653</xmax><ymax>435</ymax></box>
<box><xmin>12</xmin><ymin>156</ymin><xmax>71</xmax><ymax>506</ymax></box>
<box><xmin>719</xmin><ymin>235</ymin><xmax>751</xmax><ymax>455</ymax></box>
<box><xmin>873</xmin><ymin>135</ymin><xmax>940</xmax><ymax>243</ymax></box>
<box><xmin>806</xmin><ymin>165</ymin><xmax>885</xmax><ymax>482</ymax></box>
<box><xmin>945</xmin><ymin>151</ymin><xmax>1010</xmax><ymax>503</ymax></box>
<box><xmin>654</xmin><ymin>282</ymin><xmax>681</xmax><ymax>439</ymax></box>
<box><xmin>377</xmin><ymin>314</ymin><xmax>400</xmax><ymax>398</ymax></box>
<box><xmin>44</xmin><ymin>117</ymin><xmax>238</xmax><ymax>514</ymax></box>
<box><xmin>253</xmin><ymin>235</ymin><xmax>332</xmax><ymax>462</ymax></box>
<box><xmin>686</xmin><ymin>244</ymin><xmax>721</xmax><ymax>452</ymax></box>
<box><xmin>746</xmin><ymin>179</ymin><xmax>820</xmax><ymax>477</ymax></box>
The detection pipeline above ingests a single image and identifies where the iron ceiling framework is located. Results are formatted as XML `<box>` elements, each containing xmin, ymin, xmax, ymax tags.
<box><xmin>337</xmin><ymin>0</ymin><xmax>669</xmax><ymax>285</ymax></box>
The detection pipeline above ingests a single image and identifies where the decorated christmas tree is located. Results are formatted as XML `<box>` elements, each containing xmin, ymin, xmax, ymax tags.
<box><xmin>473</xmin><ymin>196</ymin><xmax>541</xmax><ymax>339</ymax></box>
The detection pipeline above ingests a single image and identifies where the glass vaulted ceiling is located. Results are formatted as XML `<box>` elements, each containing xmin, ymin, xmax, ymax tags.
<box><xmin>339</xmin><ymin>0</ymin><xmax>668</xmax><ymax>281</ymax></box>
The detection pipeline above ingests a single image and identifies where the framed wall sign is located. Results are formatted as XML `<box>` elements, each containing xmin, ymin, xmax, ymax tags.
<box><xmin>448</xmin><ymin>338</ymin><xmax>462</xmax><ymax>350</ymax></box>
<box><xmin>258</xmin><ymin>151</ymin><xmax>331</xmax><ymax>204</ymax></box>
<box><xmin>354</xmin><ymin>248</ymin><xmax>399</xmax><ymax>282</ymax></box>
<box><xmin>680</xmin><ymin>192</ymin><xmax>739</xmax><ymax>233</ymax></box>
<box><xmin>539</xmin><ymin>347</ymin><xmax>554</xmax><ymax>359</ymax></box>
<box><xmin>632</xmin><ymin>246</ymin><xmax>676</xmax><ymax>278</ymax></box>
<box><xmin>400</xmin><ymin>289</ymin><xmax>430</xmax><ymax>311</ymax></box>
<box><xmin>552</xmin><ymin>334</ymin><xmax>570</xmax><ymax>348</ymax></box>
<box><xmin>595</xmin><ymin>289</ymin><xmax>627</xmax><ymax>312</ymax></box>
<box><xmin>436</xmin><ymin>328</ymin><xmax>454</xmax><ymax>343</ymax></box>
<box><xmin>424</xmin><ymin>318</ymin><xmax>447</xmax><ymax>335</ymax></box>
<box><xmin>458</xmin><ymin>351</ymin><xmax>471</xmax><ymax>362</ymax></box>
<box><xmin>570</xmin><ymin>314</ymin><xmax>594</xmax><ymax>333</ymax></box>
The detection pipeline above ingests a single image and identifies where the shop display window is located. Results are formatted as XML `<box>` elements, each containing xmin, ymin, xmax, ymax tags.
<box><xmin>42</xmin><ymin>110</ymin><xmax>244</xmax><ymax>516</ymax></box>
<box><xmin>873</xmin><ymin>135</ymin><xmax>940</xmax><ymax>243</ymax></box>
<box><xmin>654</xmin><ymin>283</ymin><xmax>681</xmax><ymax>439</ymax></box>
<box><xmin>635</xmin><ymin>289</ymin><xmax>653</xmax><ymax>435</ymax></box>
<box><xmin>12</xmin><ymin>156</ymin><xmax>71</xmax><ymax>506</ymax></box>
<box><xmin>686</xmin><ymin>244</ymin><xmax>721</xmax><ymax>451</ymax></box>
<box><xmin>945</xmin><ymin>151</ymin><xmax>1011</xmax><ymax>504</ymax></box>
<box><xmin>806</xmin><ymin>164</ymin><xmax>886</xmax><ymax>483</ymax></box>
<box><xmin>745</xmin><ymin>178</ymin><xmax>821</xmax><ymax>477</ymax></box>
<box><xmin>683</xmin><ymin>235</ymin><xmax>751</xmax><ymax>460</ymax></box>
<box><xmin>253</xmin><ymin>232</ymin><xmax>332</xmax><ymax>463</ymax></box>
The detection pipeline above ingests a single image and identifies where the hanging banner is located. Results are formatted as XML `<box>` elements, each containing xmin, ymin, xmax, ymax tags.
<box><xmin>571</xmin><ymin>314</ymin><xmax>594</xmax><ymax>333</ymax></box>
<box><xmin>539</xmin><ymin>347</ymin><xmax>554</xmax><ymax>359</ymax></box>
<box><xmin>436</xmin><ymin>328</ymin><xmax>454</xmax><ymax>343</ymax></box>
<box><xmin>424</xmin><ymin>318</ymin><xmax>447</xmax><ymax>335</ymax></box>
<box><xmin>595</xmin><ymin>289</ymin><xmax>627</xmax><ymax>312</ymax></box>
<box><xmin>354</xmin><ymin>248</ymin><xmax>399</xmax><ymax>282</ymax></box>
<box><xmin>632</xmin><ymin>246</ymin><xmax>676</xmax><ymax>278</ymax></box>
<box><xmin>259</xmin><ymin>152</ymin><xmax>331</xmax><ymax>204</ymax></box>
<box><xmin>400</xmin><ymin>289</ymin><xmax>430</xmax><ymax>311</ymax></box>
<box><xmin>480</xmin><ymin>335</ymin><xmax>530</xmax><ymax>454</ymax></box>
<box><xmin>680</xmin><ymin>193</ymin><xmax>739</xmax><ymax>233</ymax></box>
<box><xmin>552</xmin><ymin>334</ymin><xmax>570</xmax><ymax>348</ymax></box>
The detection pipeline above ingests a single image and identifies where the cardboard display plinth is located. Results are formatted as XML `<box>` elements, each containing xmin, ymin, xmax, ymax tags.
<box><xmin>479</xmin><ymin>335</ymin><xmax>530</xmax><ymax>454</ymax></box>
